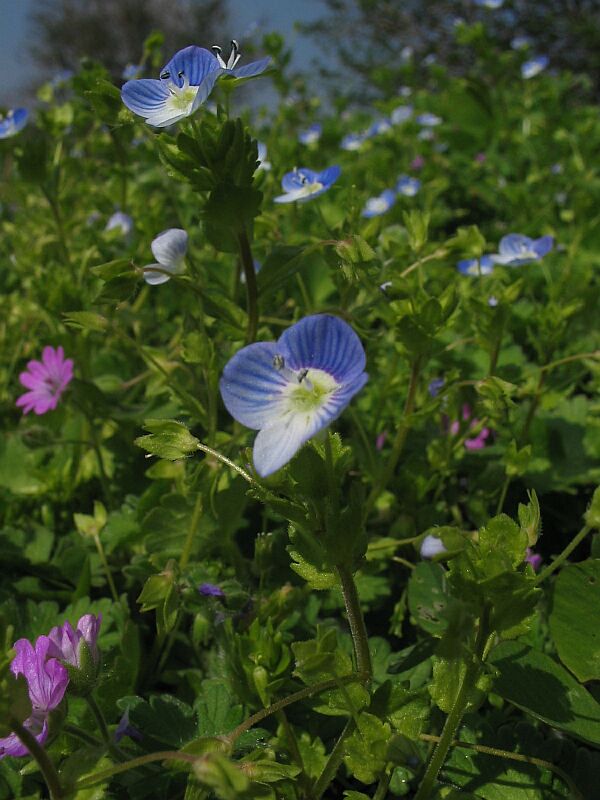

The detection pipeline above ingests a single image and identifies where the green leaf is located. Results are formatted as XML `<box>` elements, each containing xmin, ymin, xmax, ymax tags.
<box><xmin>344</xmin><ymin>712</ymin><xmax>392</xmax><ymax>784</ymax></box>
<box><xmin>195</xmin><ymin>679</ymin><xmax>244</xmax><ymax>737</ymax></box>
<box><xmin>550</xmin><ymin>559</ymin><xmax>600</xmax><ymax>681</ymax></box>
<box><xmin>63</xmin><ymin>311</ymin><xmax>109</xmax><ymax>332</ymax></box>
<box><xmin>489</xmin><ymin>641</ymin><xmax>600</xmax><ymax>746</ymax></box>
<box><xmin>408</xmin><ymin>561</ymin><xmax>457</xmax><ymax>637</ymax></box>
<box><xmin>118</xmin><ymin>694</ymin><xmax>198</xmax><ymax>748</ymax></box>
<box><xmin>335</xmin><ymin>235</ymin><xmax>376</xmax><ymax>264</ymax></box>
<box><xmin>135</xmin><ymin>419</ymin><xmax>200</xmax><ymax>461</ymax></box>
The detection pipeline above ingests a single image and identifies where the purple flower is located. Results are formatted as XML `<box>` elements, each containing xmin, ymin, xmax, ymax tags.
<box><xmin>428</xmin><ymin>378</ymin><xmax>445</xmax><ymax>397</ymax></box>
<box><xmin>47</xmin><ymin>614</ymin><xmax>101</xmax><ymax>670</ymax></box>
<box><xmin>16</xmin><ymin>346</ymin><xmax>74</xmax><ymax>416</ymax></box>
<box><xmin>410</xmin><ymin>155</ymin><xmax>425</xmax><ymax>170</ymax></box>
<box><xmin>199</xmin><ymin>582</ymin><xmax>225</xmax><ymax>598</ymax></box>
<box><xmin>449</xmin><ymin>404</ymin><xmax>491</xmax><ymax>450</ymax></box>
<box><xmin>490</xmin><ymin>234</ymin><xmax>554</xmax><ymax>267</ymax></box>
<box><xmin>114</xmin><ymin>709</ymin><xmax>143</xmax><ymax>743</ymax></box>
<box><xmin>274</xmin><ymin>166</ymin><xmax>341</xmax><ymax>204</ymax></box>
<box><xmin>474</xmin><ymin>152</ymin><xmax>487</xmax><ymax>164</ymax></box>
<box><xmin>525</xmin><ymin>548</ymin><xmax>542</xmax><ymax>571</ymax></box>
<box><xmin>0</xmin><ymin>637</ymin><xmax>69</xmax><ymax>759</ymax></box>
<box><xmin>375</xmin><ymin>431</ymin><xmax>387</xmax><ymax>452</ymax></box>
<box><xmin>220</xmin><ymin>315</ymin><xmax>367</xmax><ymax>476</ymax></box>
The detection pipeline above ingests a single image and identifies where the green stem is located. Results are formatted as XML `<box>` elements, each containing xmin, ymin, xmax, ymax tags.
<box><xmin>226</xmin><ymin>674</ymin><xmax>364</xmax><ymax>743</ymax></box>
<box><xmin>419</xmin><ymin>734</ymin><xmax>583</xmax><ymax>800</ymax></box>
<box><xmin>93</xmin><ymin>533</ymin><xmax>119</xmax><ymax>604</ymax></box>
<box><xmin>87</xmin><ymin>694</ymin><xmax>112</xmax><ymax>744</ymax></box>
<box><xmin>533</xmin><ymin>524</ymin><xmax>592</xmax><ymax>587</ymax></box>
<box><xmin>238</xmin><ymin>230</ymin><xmax>259</xmax><ymax>343</ymax></box>
<box><xmin>496</xmin><ymin>474</ymin><xmax>511</xmax><ymax>515</ymax></box>
<box><xmin>196</xmin><ymin>442</ymin><xmax>258</xmax><ymax>486</ymax></box>
<box><xmin>74</xmin><ymin>750</ymin><xmax>197</xmax><ymax>790</ymax></box>
<box><xmin>312</xmin><ymin>719</ymin><xmax>355</xmax><ymax>800</ymax></box>
<box><xmin>414</xmin><ymin>613</ymin><xmax>489</xmax><ymax>800</ymax></box>
<box><xmin>521</xmin><ymin>371</ymin><xmax>545</xmax><ymax>443</ymax></box>
<box><xmin>365</xmin><ymin>357</ymin><xmax>421</xmax><ymax>516</ymax></box>
<box><xmin>373</xmin><ymin>768</ymin><xmax>392</xmax><ymax>800</ymax></box>
<box><xmin>63</xmin><ymin>722</ymin><xmax>102</xmax><ymax>747</ymax></box>
<box><xmin>277</xmin><ymin>710</ymin><xmax>314</xmax><ymax>798</ymax></box>
<box><xmin>336</xmin><ymin>563</ymin><xmax>372</xmax><ymax>679</ymax></box>
<box><xmin>10</xmin><ymin>717</ymin><xmax>64</xmax><ymax>799</ymax></box>
<box><xmin>180</xmin><ymin>493</ymin><xmax>203</xmax><ymax>569</ymax></box>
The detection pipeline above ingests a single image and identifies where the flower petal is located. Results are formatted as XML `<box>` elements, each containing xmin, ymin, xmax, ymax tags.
<box><xmin>121</xmin><ymin>79</ymin><xmax>171</xmax><ymax>117</ymax></box>
<box><xmin>252</xmin><ymin>412</ymin><xmax>322</xmax><ymax>477</ymax></box>
<box><xmin>160</xmin><ymin>46</ymin><xmax>220</xmax><ymax>88</ymax></box>
<box><xmin>151</xmin><ymin>228</ymin><xmax>188</xmax><ymax>268</ymax></box>
<box><xmin>533</xmin><ymin>235</ymin><xmax>554</xmax><ymax>258</ymax></box>
<box><xmin>232</xmin><ymin>56</ymin><xmax>271</xmax><ymax>79</ymax></box>
<box><xmin>143</xmin><ymin>263</ymin><xmax>174</xmax><ymax>285</ymax></box>
<box><xmin>219</xmin><ymin>342</ymin><xmax>290</xmax><ymax>429</ymax></box>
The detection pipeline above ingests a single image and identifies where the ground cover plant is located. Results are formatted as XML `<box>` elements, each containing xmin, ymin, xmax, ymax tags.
<box><xmin>2</xmin><ymin>18</ymin><xmax>600</xmax><ymax>800</ymax></box>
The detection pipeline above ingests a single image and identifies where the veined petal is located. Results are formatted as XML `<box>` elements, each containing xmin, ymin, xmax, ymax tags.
<box><xmin>143</xmin><ymin>263</ymin><xmax>175</xmax><ymax>285</ymax></box>
<box><xmin>220</xmin><ymin>342</ymin><xmax>290</xmax><ymax>429</ymax></box>
<box><xmin>253</xmin><ymin>411</ymin><xmax>323</xmax><ymax>477</ymax></box>
<box><xmin>121</xmin><ymin>79</ymin><xmax>171</xmax><ymax>116</ymax></box>
<box><xmin>192</xmin><ymin>69</ymin><xmax>222</xmax><ymax>109</ymax></box>
<box><xmin>151</xmin><ymin>228</ymin><xmax>188</xmax><ymax>268</ymax></box>
<box><xmin>279</xmin><ymin>314</ymin><xmax>366</xmax><ymax>384</ymax></box>
<box><xmin>533</xmin><ymin>235</ymin><xmax>554</xmax><ymax>257</ymax></box>
<box><xmin>160</xmin><ymin>46</ymin><xmax>220</xmax><ymax>88</ymax></box>
<box><xmin>281</xmin><ymin>169</ymin><xmax>319</xmax><ymax>192</ymax></box>
<box><xmin>274</xmin><ymin>184</ymin><xmax>325</xmax><ymax>203</ymax></box>
<box><xmin>317</xmin><ymin>165</ymin><xmax>341</xmax><ymax>187</ymax></box>
<box><xmin>232</xmin><ymin>56</ymin><xmax>271</xmax><ymax>79</ymax></box>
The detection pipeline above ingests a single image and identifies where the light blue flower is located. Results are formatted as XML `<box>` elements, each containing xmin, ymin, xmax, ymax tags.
<box><xmin>105</xmin><ymin>211</ymin><xmax>133</xmax><ymax>237</ymax></box>
<box><xmin>521</xmin><ymin>56</ymin><xmax>549</xmax><ymax>79</ymax></box>
<box><xmin>367</xmin><ymin>118</ymin><xmax>392</xmax><ymax>137</ymax></box>
<box><xmin>362</xmin><ymin>189</ymin><xmax>396</xmax><ymax>218</ymax></box>
<box><xmin>143</xmin><ymin>228</ymin><xmax>188</xmax><ymax>285</ymax></box>
<box><xmin>490</xmin><ymin>234</ymin><xmax>554</xmax><ymax>266</ymax></box>
<box><xmin>122</xmin><ymin>63</ymin><xmax>143</xmax><ymax>80</ymax></box>
<box><xmin>457</xmin><ymin>255</ymin><xmax>494</xmax><ymax>276</ymax></box>
<box><xmin>418</xmin><ymin>129</ymin><xmax>435</xmax><ymax>141</ymax></box>
<box><xmin>121</xmin><ymin>45</ymin><xmax>221</xmax><ymax>127</ymax></box>
<box><xmin>256</xmin><ymin>141</ymin><xmax>271</xmax><ymax>171</ymax></box>
<box><xmin>0</xmin><ymin>108</ymin><xmax>28</xmax><ymax>139</ymax></box>
<box><xmin>341</xmin><ymin>132</ymin><xmax>366</xmax><ymax>151</ymax></box>
<box><xmin>396</xmin><ymin>175</ymin><xmax>421</xmax><ymax>197</ymax></box>
<box><xmin>211</xmin><ymin>39</ymin><xmax>271</xmax><ymax>78</ymax></box>
<box><xmin>299</xmin><ymin>123</ymin><xmax>322</xmax><ymax>145</ymax></box>
<box><xmin>51</xmin><ymin>70</ymin><xmax>74</xmax><ymax>87</ymax></box>
<box><xmin>511</xmin><ymin>35</ymin><xmax>532</xmax><ymax>50</ymax></box>
<box><xmin>420</xmin><ymin>535</ymin><xmax>447</xmax><ymax>559</ymax></box>
<box><xmin>219</xmin><ymin>314</ymin><xmax>368</xmax><ymax>476</ymax></box>
<box><xmin>391</xmin><ymin>105</ymin><xmax>413</xmax><ymax>125</ymax></box>
<box><xmin>416</xmin><ymin>112</ymin><xmax>442</xmax><ymax>127</ymax></box>
<box><xmin>474</xmin><ymin>0</ymin><xmax>503</xmax><ymax>8</ymax></box>
<box><xmin>274</xmin><ymin>166</ymin><xmax>341</xmax><ymax>204</ymax></box>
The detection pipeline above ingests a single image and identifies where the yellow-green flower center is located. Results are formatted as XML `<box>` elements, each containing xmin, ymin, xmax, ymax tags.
<box><xmin>286</xmin><ymin>368</ymin><xmax>338</xmax><ymax>412</ymax></box>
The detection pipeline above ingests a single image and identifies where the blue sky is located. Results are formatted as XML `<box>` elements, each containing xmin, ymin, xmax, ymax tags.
<box><xmin>0</xmin><ymin>0</ymin><xmax>326</xmax><ymax>105</ymax></box>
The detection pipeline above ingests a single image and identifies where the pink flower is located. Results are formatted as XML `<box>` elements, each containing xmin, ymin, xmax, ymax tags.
<box><xmin>474</xmin><ymin>152</ymin><xmax>487</xmax><ymax>164</ymax></box>
<box><xmin>410</xmin><ymin>155</ymin><xmax>425</xmax><ymax>170</ymax></box>
<box><xmin>525</xmin><ymin>548</ymin><xmax>542</xmax><ymax>571</ymax></box>
<box><xmin>16</xmin><ymin>346</ymin><xmax>74</xmax><ymax>415</ymax></box>
<box><xmin>449</xmin><ymin>404</ymin><xmax>491</xmax><ymax>450</ymax></box>
<box><xmin>47</xmin><ymin>614</ymin><xmax>102</xmax><ymax>669</ymax></box>
<box><xmin>375</xmin><ymin>431</ymin><xmax>388</xmax><ymax>451</ymax></box>
<box><xmin>0</xmin><ymin>637</ymin><xmax>69</xmax><ymax>759</ymax></box>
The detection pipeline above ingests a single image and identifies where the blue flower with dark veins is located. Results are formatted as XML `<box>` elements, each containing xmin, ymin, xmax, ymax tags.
<box><xmin>299</xmin><ymin>123</ymin><xmax>322</xmax><ymax>145</ymax></box>
<box><xmin>490</xmin><ymin>234</ymin><xmax>554</xmax><ymax>266</ymax></box>
<box><xmin>362</xmin><ymin>189</ymin><xmax>396</xmax><ymax>218</ymax></box>
<box><xmin>521</xmin><ymin>56</ymin><xmax>549</xmax><ymax>79</ymax></box>
<box><xmin>274</xmin><ymin>166</ymin><xmax>340</xmax><ymax>204</ymax></box>
<box><xmin>220</xmin><ymin>315</ymin><xmax>368</xmax><ymax>476</ymax></box>
<box><xmin>457</xmin><ymin>255</ymin><xmax>494</xmax><ymax>276</ymax></box>
<box><xmin>396</xmin><ymin>175</ymin><xmax>421</xmax><ymax>197</ymax></box>
<box><xmin>121</xmin><ymin>45</ymin><xmax>221</xmax><ymax>127</ymax></box>
<box><xmin>211</xmin><ymin>39</ymin><xmax>271</xmax><ymax>78</ymax></box>
<box><xmin>0</xmin><ymin>108</ymin><xmax>28</xmax><ymax>139</ymax></box>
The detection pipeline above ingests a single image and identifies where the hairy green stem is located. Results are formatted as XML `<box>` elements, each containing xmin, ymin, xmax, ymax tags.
<box><xmin>10</xmin><ymin>717</ymin><xmax>64</xmax><ymax>799</ymax></box>
<box><xmin>336</xmin><ymin>563</ymin><xmax>372</xmax><ymax>679</ymax></box>
<box><xmin>86</xmin><ymin>694</ymin><xmax>112</xmax><ymax>745</ymax></box>
<box><xmin>74</xmin><ymin>750</ymin><xmax>198</xmax><ymax>790</ymax></box>
<box><xmin>533</xmin><ymin>524</ymin><xmax>592</xmax><ymax>587</ymax></box>
<box><xmin>196</xmin><ymin>442</ymin><xmax>258</xmax><ymax>486</ymax></box>
<box><xmin>180</xmin><ymin>493</ymin><xmax>203</xmax><ymax>569</ymax></box>
<box><xmin>365</xmin><ymin>357</ymin><xmax>421</xmax><ymax>516</ymax></box>
<box><xmin>63</xmin><ymin>722</ymin><xmax>102</xmax><ymax>747</ymax></box>
<box><xmin>226</xmin><ymin>673</ymin><xmax>364</xmax><ymax>743</ymax></box>
<box><xmin>414</xmin><ymin>614</ymin><xmax>489</xmax><ymax>800</ymax></box>
<box><xmin>93</xmin><ymin>533</ymin><xmax>119</xmax><ymax>604</ymax></box>
<box><xmin>312</xmin><ymin>719</ymin><xmax>355</xmax><ymax>800</ymax></box>
<box><xmin>419</xmin><ymin>734</ymin><xmax>583</xmax><ymax>800</ymax></box>
<box><xmin>238</xmin><ymin>230</ymin><xmax>259</xmax><ymax>343</ymax></box>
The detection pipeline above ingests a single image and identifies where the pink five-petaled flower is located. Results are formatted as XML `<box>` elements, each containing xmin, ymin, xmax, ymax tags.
<box><xmin>449</xmin><ymin>404</ymin><xmax>491</xmax><ymax>451</ymax></box>
<box><xmin>16</xmin><ymin>346</ymin><xmax>73</xmax><ymax>415</ymax></box>
<box><xmin>0</xmin><ymin>637</ymin><xmax>69</xmax><ymax>759</ymax></box>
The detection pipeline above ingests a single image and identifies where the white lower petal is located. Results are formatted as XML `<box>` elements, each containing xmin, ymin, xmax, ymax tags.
<box><xmin>253</xmin><ymin>412</ymin><xmax>318</xmax><ymax>476</ymax></box>
<box><xmin>143</xmin><ymin>263</ymin><xmax>174</xmax><ymax>285</ymax></box>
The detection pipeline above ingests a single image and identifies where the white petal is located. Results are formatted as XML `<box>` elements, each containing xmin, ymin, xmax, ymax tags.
<box><xmin>143</xmin><ymin>263</ymin><xmax>174</xmax><ymax>285</ymax></box>
<box><xmin>151</xmin><ymin>228</ymin><xmax>188</xmax><ymax>269</ymax></box>
<box><xmin>253</xmin><ymin>411</ymin><xmax>321</xmax><ymax>476</ymax></box>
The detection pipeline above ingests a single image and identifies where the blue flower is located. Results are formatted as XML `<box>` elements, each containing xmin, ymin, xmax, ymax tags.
<box><xmin>299</xmin><ymin>123</ymin><xmax>322</xmax><ymax>145</ymax></box>
<box><xmin>367</xmin><ymin>118</ymin><xmax>392</xmax><ymax>137</ymax></box>
<box><xmin>511</xmin><ymin>35</ymin><xmax>532</xmax><ymax>50</ymax></box>
<box><xmin>256</xmin><ymin>141</ymin><xmax>271</xmax><ymax>171</ymax></box>
<box><xmin>391</xmin><ymin>105</ymin><xmax>413</xmax><ymax>125</ymax></box>
<box><xmin>105</xmin><ymin>211</ymin><xmax>133</xmax><ymax>237</ymax></box>
<box><xmin>274</xmin><ymin>166</ymin><xmax>340</xmax><ymax>204</ymax></box>
<box><xmin>198</xmin><ymin>582</ymin><xmax>225</xmax><ymax>598</ymax></box>
<box><xmin>420</xmin><ymin>535</ymin><xmax>447</xmax><ymax>559</ymax></box>
<box><xmin>220</xmin><ymin>315</ymin><xmax>368</xmax><ymax>476</ymax></box>
<box><xmin>362</xmin><ymin>189</ymin><xmax>396</xmax><ymax>218</ymax></box>
<box><xmin>211</xmin><ymin>39</ymin><xmax>271</xmax><ymax>79</ymax></box>
<box><xmin>521</xmin><ymin>56</ymin><xmax>549</xmax><ymax>79</ymax></box>
<box><xmin>341</xmin><ymin>132</ymin><xmax>366</xmax><ymax>151</ymax></box>
<box><xmin>396</xmin><ymin>175</ymin><xmax>421</xmax><ymax>197</ymax></box>
<box><xmin>0</xmin><ymin>108</ymin><xmax>28</xmax><ymax>139</ymax></box>
<box><xmin>457</xmin><ymin>255</ymin><xmax>494</xmax><ymax>276</ymax></box>
<box><xmin>491</xmin><ymin>234</ymin><xmax>554</xmax><ymax>266</ymax></box>
<box><xmin>474</xmin><ymin>0</ymin><xmax>503</xmax><ymax>8</ymax></box>
<box><xmin>416</xmin><ymin>112</ymin><xmax>442</xmax><ymax>127</ymax></box>
<box><xmin>121</xmin><ymin>46</ymin><xmax>221</xmax><ymax>127</ymax></box>
<box><xmin>143</xmin><ymin>228</ymin><xmax>188</xmax><ymax>285</ymax></box>
<box><xmin>428</xmin><ymin>378</ymin><xmax>445</xmax><ymax>397</ymax></box>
